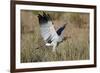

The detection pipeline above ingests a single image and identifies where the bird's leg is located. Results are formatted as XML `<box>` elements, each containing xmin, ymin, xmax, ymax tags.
<box><xmin>52</xmin><ymin>42</ymin><xmax>57</xmax><ymax>52</ymax></box>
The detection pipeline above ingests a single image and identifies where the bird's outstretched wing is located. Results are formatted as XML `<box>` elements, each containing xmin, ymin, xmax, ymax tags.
<box><xmin>38</xmin><ymin>12</ymin><xmax>59</xmax><ymax>44</ymax></box>
<box><xmin>56</xmin><ymin>24</ymin><xmax>67</xmax><ymax>36</ymax></box>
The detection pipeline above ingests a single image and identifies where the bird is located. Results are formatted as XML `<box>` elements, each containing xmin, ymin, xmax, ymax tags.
<box><xmin>38</xmin><ymin>12</ymin><xmax>67</xmax><ymax>52</ymax></box>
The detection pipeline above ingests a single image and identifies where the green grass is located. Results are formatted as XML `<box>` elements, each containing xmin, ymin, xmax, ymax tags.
<box><xmin>21</xmin><ymin>10</ymin><xmax>89</xmax><ymax>63</ymax></box>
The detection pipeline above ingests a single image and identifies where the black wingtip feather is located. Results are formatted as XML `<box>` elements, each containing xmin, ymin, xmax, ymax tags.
<box><xmin>38</xmin><ymin>12</ymin><xmax>51</xmax><ymax>24</ymax></box>
<box><xmin>56</xmin><ymin>23</ymin><xmax>67</xmax><ymax>36</ymax></box>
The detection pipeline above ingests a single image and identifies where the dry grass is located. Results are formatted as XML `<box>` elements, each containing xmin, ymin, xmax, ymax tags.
<box><xmin>21</xmin><ymin>10</ymin><xmax>89</xmax><ymax>63</ymax></box>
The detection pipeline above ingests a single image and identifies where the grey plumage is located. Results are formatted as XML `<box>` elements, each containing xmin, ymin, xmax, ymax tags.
<box><xmin>38</xmin><ymin>12</ymin><xmax>66</xmax><ymax>52</ymax></box>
